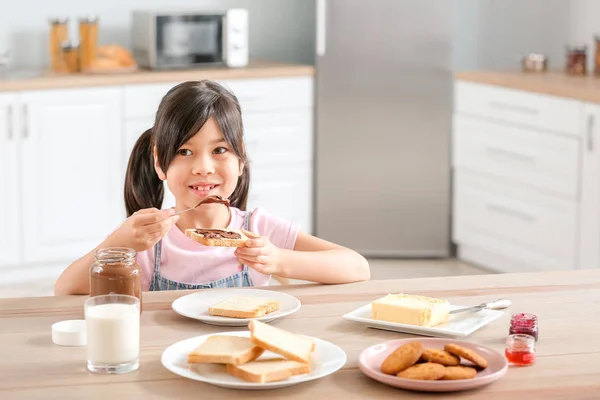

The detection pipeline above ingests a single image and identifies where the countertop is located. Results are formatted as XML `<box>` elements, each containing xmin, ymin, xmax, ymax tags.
<box><xmin>0</xmin><ymin>61</ymin><xmax>314</xmax><ymax>92</ymax></box>
<box><xmin>1</xmin><ymin>270</ymin><xmax>599</xmax><ymax>399</ymax></box>
<box><xmin>456</xmin><ymin>70</ymin><xmax>600</xmax><ymax>104</ymax></box>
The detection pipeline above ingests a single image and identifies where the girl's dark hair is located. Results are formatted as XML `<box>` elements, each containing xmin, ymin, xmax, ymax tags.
<box><xmin>124</xmin><ymin>80</ymin><xmax>249</xmax><ymax>217</ymax></box>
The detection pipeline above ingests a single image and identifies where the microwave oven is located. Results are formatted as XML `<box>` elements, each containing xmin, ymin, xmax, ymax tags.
<box><xmin>131</xmin><ymin>9</ymin><xmax>249</xmax><ymax>70</ymax></box>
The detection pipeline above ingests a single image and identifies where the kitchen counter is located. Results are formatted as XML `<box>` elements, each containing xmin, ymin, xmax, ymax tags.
<box><xmin>1</xmin><ymin>270</ymin><xmax>599</xmax><ymax>399</ymax></box>
<box><xmin>0</xmin><ymin>61</ymin><xmax>314</xmax><ymax>92</ymax></box>
<box><xmin>456</xmin><ymin>70</ymin><xmax>600</xmax><ymax>104</ymax></box>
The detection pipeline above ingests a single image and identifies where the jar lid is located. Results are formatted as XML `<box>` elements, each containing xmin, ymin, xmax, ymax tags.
<box><xmin>60</xmin><ymin>40</ymin><xmax>79</xmax><ymax>51</ymax></box>
<box><xmin>567</xmin><ymin>43</ymin><xmax>587</xmax><ymax>52</ymax></box>
<box><xmin>79</xmin><ymin>15</ymin><xmax>99</xmax><ymax>23</ymax></box>
<box><xmin>49</xmin><ymin>17</ymin><xmax>69</xmax><ymax>24</ymax></box>
<box><xmin>51</xmin><ymin>320</ymin><xmax>86</xmax><ymax>346</ymax></box>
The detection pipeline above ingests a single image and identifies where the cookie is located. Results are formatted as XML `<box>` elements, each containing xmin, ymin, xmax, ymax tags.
<box><xmin>421</xmin><ymin>348</ymin><xmax>460</xmax><ymax>366</ymax></box>
<box><xmin>380</xmin><ymin>342</ymin><xmax>424</xmax><ymax>375</ymax></box>
<box><xmin>397</xmin><ymin>362</ymin><xmax>446</xmax><ymax>380</ymax></box>
<box><xmin>442</xmin><ymin>365</ymin><xmax>478</xmax><ymax>380</ymax></box>
<box><xmin>444</xmin><ymin>343</ymin><xmax>488</xmax><ymax>369</ymax></box>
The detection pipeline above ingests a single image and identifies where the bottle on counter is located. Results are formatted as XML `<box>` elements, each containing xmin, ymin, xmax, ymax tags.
<box><xmin>79</xmin><ymin>15</ymin><xmax>99</xmax><ymax>71</ymax></box>
<box><xmin>60</xmin><ymin>41</ymin><xmax>80</xmax><ymax>73</ymax></box>
<box><xmin>49</xmin><ymin>17</ymin><xmax>69</xmax><ymax>72</ymax></box>
<box><xmin>90</xmin><ymin>247</ymin><xmax>142</xmax><ymax>312</ymax></box>
<box><xmin>566</xmin><ymin>44</ymin><xmax>587</xmax><ymax>76</ymax></box>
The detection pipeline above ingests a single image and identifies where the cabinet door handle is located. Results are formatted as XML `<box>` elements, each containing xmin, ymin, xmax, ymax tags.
<box><xmin>486</xmin><ymin>203</ymin><xmax>536</xmax><ymax>223</ymax></box>
<box><xmin>6</xmin><ymin>104</ymin><xmax>12</xmax><ymax>140</ymax></box>
<box><xmin>489</xmin><ymin>101</ymin><xmax>539</xmax><ymax>115</ymax></box>
<box><xmin>22</xmin><ymin>104</ymin><xmax>28</xmax><ymax>139</ymax></box>
<box><xmin>486</xmin><ymin>146</ymin><xmax>536</xmax><ymax>164</ymax></box>
<box><xmin>587</xmin><ymin>114</ymin><xmax>595</xmax><ymax>151</ymax></box>
<box><xmin>316</xmin><ymin>0</ymin><xmax>327</xmax><ymax>56</ymax></box>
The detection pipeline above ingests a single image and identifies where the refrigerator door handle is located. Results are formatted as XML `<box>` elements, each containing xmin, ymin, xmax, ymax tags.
<box><xmin>316</xmin><ymin>0</ymin><xmax>327</xmax><ymax>56</ymax></box>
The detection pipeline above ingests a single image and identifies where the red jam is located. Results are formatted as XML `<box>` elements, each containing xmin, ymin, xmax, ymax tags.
<box><xmin>505</xmin><ymin>334</ymin><xmax>536</xmax><ymax>366</ymax></box>
<box><xmin>509</xmin><ymin>313</ymin><xmax>538</xmax><ymax>341</ymax></box>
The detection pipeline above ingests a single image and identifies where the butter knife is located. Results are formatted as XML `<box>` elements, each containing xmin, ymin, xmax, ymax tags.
<box><xmin>450</xmin><ymin>299</ymin><xmax>511</xmax><ymax>314</ymax></box>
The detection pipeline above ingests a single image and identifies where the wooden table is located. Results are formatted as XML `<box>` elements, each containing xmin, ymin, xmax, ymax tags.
<box><xmin>1</xmin><ymin>270</ymin><xmax>600</xmax><ymax>399</ymax></box>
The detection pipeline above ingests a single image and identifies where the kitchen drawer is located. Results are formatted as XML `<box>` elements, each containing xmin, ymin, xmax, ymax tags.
<box><xmin>219</xmin><ymin>77</ymin><xmax>313</xmax><ymax>112</ymax></box>
<box><xmin>455</xmin><ymin>81</ymin><xmax>582</xmax><ymax>136</ymax></box>
<box><xmin>124</xmin><ymin>82</ymin><xmax>180</xmax><ymax>119</ymax></box>
<box><xmin>453</xmin><ymin>171</ymin><xmax>577</xmax><ymax>263</ymax></box>
<box><xmin>453</xmin><ymin>115</ymin><xmax>580</xmax><ymax>198</ymax></box>
<box><xmin>244</xmin><ymin>110</ymin><xmax>313</xmax><ymax>166</ymax></box>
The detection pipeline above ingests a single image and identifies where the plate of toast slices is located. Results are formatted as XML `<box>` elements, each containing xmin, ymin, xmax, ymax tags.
<box><xmin>161</xmin><ymin>320</ymin><xmax>347</xmax><ymax>390</ymax></box>
<box><xmin>171</xmin><ymin>288</ymin><xmax>301</xmax><ymax>326</ymax></box>
<box><xmin>357</xmin><ymin>338</ymin><xmax>508</xmax><ymax>392</ymax></box>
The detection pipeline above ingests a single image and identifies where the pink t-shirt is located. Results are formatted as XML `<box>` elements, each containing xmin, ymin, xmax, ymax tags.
<box><xmin>136</xmin><ymin>207</ymin><xmax>299</xmax><ymax>290</ymax></box>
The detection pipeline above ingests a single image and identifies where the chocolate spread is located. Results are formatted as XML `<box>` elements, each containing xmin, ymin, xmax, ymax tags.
<box><xmin>90</xmin><ymin>248</ymin><xmax>143</xmax><ymax>312</ymax></box>
<box><xmin>195</xmin><ymin>229</ymin><xmax>242</xmax><ymax>239</ymax></box>
<box><xmin>198</xmin><ymin>195</ymin><xmax>230</xmax><ymax>207</ymax></box>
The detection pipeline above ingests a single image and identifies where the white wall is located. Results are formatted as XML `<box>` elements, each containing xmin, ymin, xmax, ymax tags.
<box><xmin>0</xmin><ymin>0</ymin><xmax>316</xmax><ymax>69</ymax></box>
<box><xmin>452</xmin><ymin>0</ymin><xmax>572</xmax><ymax>71</ymax></box>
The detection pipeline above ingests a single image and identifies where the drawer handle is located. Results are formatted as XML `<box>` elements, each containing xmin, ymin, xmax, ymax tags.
<box><xmin>486</xmin><ymin>147</ymin><xmax>536</xmax><ymax>164</ymax></box>
<box><xmin>489</xmin><ymin>101</ymin><xmax>539</xmax><ymax>116</ymax></box>
<box><xmin>587</xmin><ymin>114</ymin><xmax>595</xmax><ymax>151</ymax></box>
<box><xmin>486</xmin><ymin>203</ymin><xmax>536</xmax><ymax>223</ymax></box>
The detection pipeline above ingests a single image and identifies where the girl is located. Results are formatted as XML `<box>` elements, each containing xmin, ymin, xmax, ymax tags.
<box><xmin>55</xmin><ymin>80</ymin><xmax>370</xmax><ymax>295</ymax></box>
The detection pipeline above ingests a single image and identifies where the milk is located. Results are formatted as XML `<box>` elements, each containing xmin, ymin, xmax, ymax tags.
<box><xmin>86</xmin><ymin>303</ymin><xmax>140</xmax><ymax>364</ymax></box>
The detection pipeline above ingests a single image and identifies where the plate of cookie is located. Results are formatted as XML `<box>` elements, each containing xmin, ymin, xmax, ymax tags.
<box><xmin>172</xmin><ymin>288</ymin><xmax>301</xmax><ymax>326</ymax></box>
<box><xmin>357</xmin><ymin>338</ymin><xmax>508</xmax><ymax>392</ymax></box>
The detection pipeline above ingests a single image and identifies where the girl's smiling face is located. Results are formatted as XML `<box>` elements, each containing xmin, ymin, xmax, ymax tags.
<box><xmin>154</xmin><ymin>117</ymin><xmax>244</xmax><ymax>210</ymax></box>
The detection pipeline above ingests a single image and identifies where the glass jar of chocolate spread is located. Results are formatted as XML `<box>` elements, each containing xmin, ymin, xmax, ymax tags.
<box><xmin>90</xmin><ymin>247</ymin><xmax>142</xmax><ymax>312</ymax></box>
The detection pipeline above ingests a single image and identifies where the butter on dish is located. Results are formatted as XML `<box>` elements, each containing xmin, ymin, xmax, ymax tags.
<box><xmin>371</xmin><ymin>294</ymin><xmax>450</xmax><ymax>327</ymax></box>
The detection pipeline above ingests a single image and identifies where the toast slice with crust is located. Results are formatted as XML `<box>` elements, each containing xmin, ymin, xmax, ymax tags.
<box><xmin>225</xmin><ymin>358</ymin><xmax>311</xmax><ymax>383</ymax></box>
<box><xmin>185</xmin><ymin>228</ymin><xmax>249</xmax><ymax>247</ymax></box>
<box><xmin>248</xmin><ymin>320</ymin><xmax>316</xmax><ymax>364</ymax></box>
<box><xmin>209</xmin><ymin>296</ymin><xmax>280</xmax><ymax>319</ymax></box>
<box><xmin>187</xmin><ymin>335</ymin><xmax>264</xmax><ymax>365</ymax></box>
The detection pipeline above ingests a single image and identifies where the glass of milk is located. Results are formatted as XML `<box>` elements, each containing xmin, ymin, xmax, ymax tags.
<box><xmin>84</xmin><ymin>294</ymin><xmax>140</xmax><ymax>374</ymax></box>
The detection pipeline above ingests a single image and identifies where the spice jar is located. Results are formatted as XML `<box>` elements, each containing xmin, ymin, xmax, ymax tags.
<box><xmin>509</xmin><ymin>313</ymin><xmax>538</xmax><ymax>341</ymax></box>
<box><xmin>566</xmin><ymin>44</ymin><xmax>587</xmax><ymax>75</ymax></box>
<box><xmin>505</xmin><ymin>334</ymin><xmax>536</xmax><ymax>366</ymax></box>
<box><xmin>594</xmin><ymin>36</ymin><xmax>600</xmax><ymax>76</ymax></box>
<box><xmin>79</xmin><ymin>15</ymin><xmax>99</xmax><ymax>71</ymax></box>
<box><xmin>90</xmin><ymin>247</ymin><xmax>142</xmax><ymax>312</ymax></box>
<box><xmin>60</xmin><ymin>41</ymin><xmax>80</xmax><ymax>73</ymax></box>
<box><xmin>49</xmin><ymin>17</ymin><xmax>69</xmax><ymax>72</ymax></box>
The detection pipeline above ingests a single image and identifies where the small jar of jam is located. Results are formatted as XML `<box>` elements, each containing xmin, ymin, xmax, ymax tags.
<box><xmin>90</xmin><ymin>247</ymin><xmax>142</xmax><ymax>311</ymax></box>
<box><xmin>505</xmin><ymin>334</ymin><xmax>536</xmax><ymax>366</ymax></box>
<box><xmin>566</xmin><ymin>44</ymin><xmax>588</xmax><ymax>75</ymax></box>
<box><xmin>509</xmin><ymin>313</ymin><xmax>538</xmax><ymax>341</ymax></box>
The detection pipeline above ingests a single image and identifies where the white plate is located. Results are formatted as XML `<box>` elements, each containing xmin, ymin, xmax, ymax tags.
<box><xmin>343</xmin><ymin>304</ymin><xmax>504</xmax><ymax>338</ymax></box>
<box><xmin>161</xmin><ymin>331</ymin><xmax>347</xmax><ymax>390</ymax></box>
<box><xmin>171</xmin><ymin>288</ymin><xmax>301</xmax><ymax>326</ymax></box>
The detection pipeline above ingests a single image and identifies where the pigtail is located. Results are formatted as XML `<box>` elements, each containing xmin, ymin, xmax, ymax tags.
<box><xmin>229</xmin><ymin>167</ymin><xmax>250</xmax><ymax>211</ymax></box>
<box><xmin>124</xmin><ymin>128</ymin><xmax>164</xmax><ymax>217</ymax></box>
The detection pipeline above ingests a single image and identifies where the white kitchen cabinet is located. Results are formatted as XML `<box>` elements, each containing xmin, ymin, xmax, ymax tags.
<box><xmin>0</xmin><ymin>94</ymin><xmax>21</xmax><ymax>267</ymax></box>
<box><xmin>578</xmin><ymin>103</ymin><xmax>600</xmax><ymax>269</ymax></box>
<box><xmin>19</xmin><ymin>87</ymin><xmax>123</xmax><ymax>264</ymax></box>
<box><xmin>249</xmin><ymin>165</ymin><xmax>313</xmax><ymax>234</ymax></box>
<box><xmin>453</xmin><ymin>81</ymin><xmax>585</xmax><ymax>272</ymax></box>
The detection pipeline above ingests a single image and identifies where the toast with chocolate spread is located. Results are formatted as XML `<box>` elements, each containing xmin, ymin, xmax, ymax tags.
<box><xmin>185</xmin><ymin>228</ymin><xmax>250</xmax><ymax>247</ymax></box>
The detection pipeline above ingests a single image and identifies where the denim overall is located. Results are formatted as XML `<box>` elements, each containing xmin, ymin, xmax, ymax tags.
<box><xmin>148</xmin><ymin>211</ymin><xmax>255</xmax><ymax>291</ymax></box>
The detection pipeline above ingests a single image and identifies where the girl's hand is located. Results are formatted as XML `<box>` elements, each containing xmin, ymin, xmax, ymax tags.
<box><xmin>234</xmin><ymin>230</ymin><xmax>283</xmax><ymax>275</ymax></box>
<box><xmin>105</xmin><ymin>208</ymin><xmax>179</xmax><ymax>252</ymax></box>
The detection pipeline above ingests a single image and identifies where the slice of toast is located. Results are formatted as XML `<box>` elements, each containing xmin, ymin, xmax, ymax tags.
<box><xmin>208</xmin><ymin>296</ymin><xmax>280</xmax><ymax>319</ymax></box>
<box><xmin>225</xmin><ymin>358</ymin><xmax>311</xmax><ymax>383</ymax></box>
<box><xmin>187</xmin><ymin>335</ymin><xmax>265</xmax><ymax>365</ymax></box>
<box><xmin>185</xmin><ymin>228</ymin><xmax>249</xmax><ymax>247</ymax></box>
<box><xmin>248</xmin><ymin>320</ymin><xmax>316</xmax><ymax>364</ymax></box>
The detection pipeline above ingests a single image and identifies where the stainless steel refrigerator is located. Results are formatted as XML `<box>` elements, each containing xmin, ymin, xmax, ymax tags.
<box><xmin>314</xmin><ymin>0</ymin><xmax>452</xmax><ymax>257</ymax></box>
